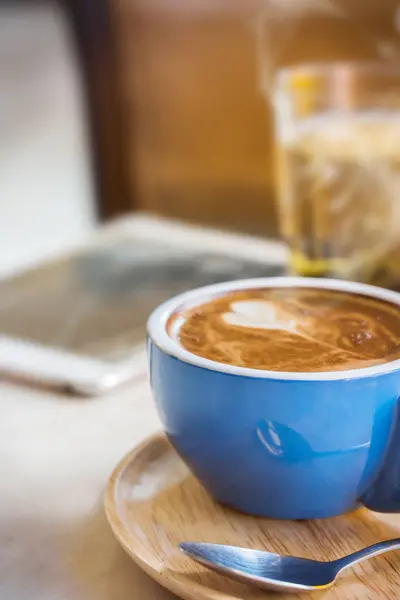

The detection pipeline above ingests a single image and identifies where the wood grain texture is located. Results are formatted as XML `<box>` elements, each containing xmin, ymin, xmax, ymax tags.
<box><xmin>105</xmin><ymin>432</ymin><xmax>400</xmax><ymax>600</ymax></box>
<box><xmin>64</xmin><ymin>0</ymin><xmax>129</xmax><ymax>221</ymax></box>
<box><xmin>111</xmin><ymin>0</ymin><xmax>398</xmax><ymax>234</ymax></box>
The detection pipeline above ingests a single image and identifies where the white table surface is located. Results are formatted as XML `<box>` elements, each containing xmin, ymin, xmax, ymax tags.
<box><xmin>0</xmin><ymin>360</ymin><xmax>177</xmax><ymax>600</ymax></box>
<box><xmin>0</xmin><ymin>215</ymin><xmax>285</xmax><ymax>599</ymax></box>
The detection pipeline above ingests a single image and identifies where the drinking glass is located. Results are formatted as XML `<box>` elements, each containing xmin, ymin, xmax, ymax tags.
<box><xmin>273</xmin><ymin>62</ymin><xmax>400</xmax><ymax>288</ymax></box>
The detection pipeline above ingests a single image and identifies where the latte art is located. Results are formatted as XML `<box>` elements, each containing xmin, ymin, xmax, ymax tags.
<box><xmin>168</xmin><ymin>287</ymin><xmax>400</xmax><ymax>372</ymax></box>
<box><xmin>223</xmin><ymin>301</ymin><xmax>298</xmax><ymax>333</ymax></box>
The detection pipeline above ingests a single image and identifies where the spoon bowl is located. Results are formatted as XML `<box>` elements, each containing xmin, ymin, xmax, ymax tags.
<box><xmin>180</xmin><ymin>539</ymin><xmax>400</xmax><ymax>593</ymax></box>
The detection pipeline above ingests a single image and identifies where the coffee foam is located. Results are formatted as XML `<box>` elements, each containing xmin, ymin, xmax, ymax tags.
<box><xmin>222</xmin><ymin>299</ymin><xmax>354</xmax><ymax>356</ymax></box>
<box><xmin>168</xmin><ymin>287</ymin><xmax>400</xmax><ymax>373</ymax></box>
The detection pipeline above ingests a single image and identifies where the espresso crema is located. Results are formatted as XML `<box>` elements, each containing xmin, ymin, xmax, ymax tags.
<box><xmin>167</xmin><ymin>287</ymin><xmax>400</xmax><ymax>372</ymax></box>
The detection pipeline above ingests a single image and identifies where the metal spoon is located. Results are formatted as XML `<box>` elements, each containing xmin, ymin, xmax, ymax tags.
<box><xmin>180</xmin><ymin>539</ymin><xmax>400</xmax><ymax>593</ymax></box>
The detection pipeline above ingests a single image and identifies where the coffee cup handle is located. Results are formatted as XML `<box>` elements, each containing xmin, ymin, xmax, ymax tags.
<box><xmin>361</xmin><ymin>402</ymin><xmax>400</xmax><ymax>512</ymax></box>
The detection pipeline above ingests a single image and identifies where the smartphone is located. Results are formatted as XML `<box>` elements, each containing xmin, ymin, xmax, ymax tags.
<box><xmin>0</xmin><ymin>222</ymin><xmax>285</xmax><ymax>394</ymax></box>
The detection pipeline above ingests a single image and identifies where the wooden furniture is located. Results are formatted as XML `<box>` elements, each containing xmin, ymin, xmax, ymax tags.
<box><xmin>65</xmin><ymin>0</ymin><xmax>400</xmax><ymax>234</ymax></box>
<box><xmin>63</xmin><ymin>0</ymin><xmax>129</xmax><ymax>221</ymax></box>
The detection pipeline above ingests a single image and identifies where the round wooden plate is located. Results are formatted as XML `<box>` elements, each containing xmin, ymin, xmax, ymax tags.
<box><xmin>105</xmin><ymin>432</ymin><xmax>400</xmax><ymax>600</ymax></box>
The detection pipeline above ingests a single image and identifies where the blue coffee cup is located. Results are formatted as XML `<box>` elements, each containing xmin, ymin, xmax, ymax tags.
<box><xmin>148</xmin><ymin>277</ymin><xmax>400</xmax><ymax>519</ymax></box>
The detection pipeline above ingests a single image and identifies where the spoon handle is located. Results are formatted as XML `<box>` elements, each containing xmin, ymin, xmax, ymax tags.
<box><xmin>335</xmin><ymin>538</ymin><xmax>400</xmax><ymax>572</ymax></box>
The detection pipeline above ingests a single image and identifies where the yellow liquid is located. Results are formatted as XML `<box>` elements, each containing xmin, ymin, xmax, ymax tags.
<box><xmin>277</xmin><ymin>111</ymin><xmax>400</xmax><ymax>285</ymax></box>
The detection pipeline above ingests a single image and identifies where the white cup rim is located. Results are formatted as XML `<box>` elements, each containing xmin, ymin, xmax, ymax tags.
<box><xmin>147</xmin><ymin>277</ymin><xmax>400</xmax><ymax>381</ymax></box>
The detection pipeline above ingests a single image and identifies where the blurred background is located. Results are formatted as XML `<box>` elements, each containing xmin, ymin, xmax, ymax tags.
<box><xmin>2</xmin><ymin>0</ymin><xmax>400</xmax><ymax>389</ymax></box>
<box><xmin>3</xmin><ymin>0</ymin><xmax>400</xmax><ymax>275</ymax></box>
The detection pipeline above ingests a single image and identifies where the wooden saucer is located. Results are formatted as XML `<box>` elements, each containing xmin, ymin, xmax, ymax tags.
<box><xmin>105</xmin><ymin>433</ymin><xmax>400</xmax><ymax>600</ymax></box>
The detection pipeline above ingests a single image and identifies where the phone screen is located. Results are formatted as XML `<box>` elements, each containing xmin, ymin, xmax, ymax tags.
<box><xmin>0</xmin><ymin>237</ymin><xmax>282</xmax><ymax>360</ymax></box>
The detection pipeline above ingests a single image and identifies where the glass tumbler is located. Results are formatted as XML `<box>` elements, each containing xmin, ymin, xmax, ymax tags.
<box><xmin>273</xmin><ymin>62</ymin><xmax>400</xmax><ymax>288</ymax></box>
